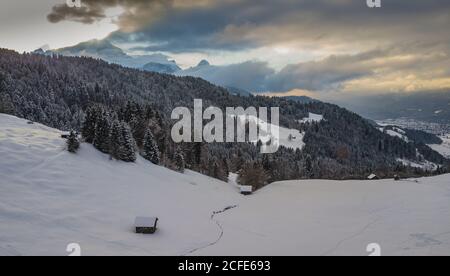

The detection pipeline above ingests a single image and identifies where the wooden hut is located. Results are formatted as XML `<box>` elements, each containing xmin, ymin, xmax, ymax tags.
<box><xmin>240</xmin><ymin>185</ymin><xmax>253</xmax><ymax>195</ymax></box>
<box><xmin>61</xmin><ymin>131</ymin><xmax>79</xmax><ymax>139</ymax></box>
<box><xmin>135</xmin><ymin>217</ymin><xmax>159</xmax><ymax>234</ymax></box>
<box><xmin>368</xmin><ymin>173</ymin><xmax>380</xmax><ymax>180</ymax></box>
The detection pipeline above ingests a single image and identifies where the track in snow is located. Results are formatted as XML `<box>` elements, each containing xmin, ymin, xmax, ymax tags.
<box><xmin>184</xmin><ymin>205</ymin><xmax>238</xmax><ymax>255</ymax></box>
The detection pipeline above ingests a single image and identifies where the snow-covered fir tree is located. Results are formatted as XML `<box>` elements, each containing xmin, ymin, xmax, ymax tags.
<box><xmin>82</xmin><ymin>106</ymin><xmax>99</xmax><ymax>144</ymax></box>
<box><xmin>109</xmin><ymin>120</ymin><xmax>123</xmax><ymax>161</ymax></box>
<box><xmin>0</xmin><ymin>94</ymin><xmax>14</xmax><ymax>115</ymax></box>
<box><xmin>119</xmin><ymin>122</ymin><xmax>136</xmax><ymax>162</ymax></box>
<box><xmin>211</xmin><ymin>157</ymin><xmax>228</xmax><ymax>182</ymax></box>
<box><xmin>143</xmin><ymin>128</ymin><xmax>160</xmax><ymax>165</ymax></box>
<box><xmin>175</xmin><ymin>148</ymin><xmax>185</xmax><ymax>173</ymax></box>
<box><xmin>67</xmin><ymin>131</ymin><xmax>80</xmax><ymax>153</ymax></box>
<box><xmin>93</xmin><ymin>110</ymin><xmax>111</xmax><ymax>154</ymax></box>
<box><xmin>0</xmin><ymin>74</ymin><xmax>15</xmax><ymax>115</ymax></box>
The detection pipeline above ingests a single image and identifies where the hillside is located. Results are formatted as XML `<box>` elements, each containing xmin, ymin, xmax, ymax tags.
<box><xmin>1</xmin><ymin>114</ymin><xmax>450</xmax><ymax>256</ymax></box>
<box><xmin>0</xmin><ymin>49</ymin><xmax>449</xmax><ymax>182</ymax></box>
<box><xmin>429</xmin><ymin>135</ymin><xmax>450</xmax><ymax>159</ymax></box>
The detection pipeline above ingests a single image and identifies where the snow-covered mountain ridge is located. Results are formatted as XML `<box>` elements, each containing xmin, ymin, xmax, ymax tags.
<box><xmin>35</xmin><ymin>40</ymin><xmax>181</xmax><ymax>74</ymax></box>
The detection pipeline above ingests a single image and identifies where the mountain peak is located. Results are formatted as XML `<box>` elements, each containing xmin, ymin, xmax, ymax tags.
<box><xmin>38</xmin><ymin>44</ymin><xmax>50</xmax><ymax>52</ymax></box>
<box><xmin>197</xmin><ymin>59</ymin><xmax>210</xmax><ymax>67</ymax></box>
<box><xmin>66</xmin><ymin>39</ymin><xmax>120</xmax><ymax>51</ymax></box>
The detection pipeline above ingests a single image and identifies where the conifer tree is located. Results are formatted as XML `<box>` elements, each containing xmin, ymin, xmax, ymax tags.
<box><xmin>143</xmin><ymin>128</ymin><xmax>160</xmax><ymax>165</ymax></box>
<box><xmin>175</xmin><ymin>148</ymin><xmax>185</xmax><ymax>173</ymax></box>
<box><xmin>67</xmin><ymin>131</ymin><xmax>80</xmax><ymax>153</ymax></box>
<box><xmin>192</xmin><ymin>143</ymin><xmax>202</xmax><ymax>168</ymax></box>
<box><xmin>222</xmin><ymin>158</ymin><xmax>230</xmax><ymax>179</ymax></box>
<box><xmin>109</xmin><ymin>120</ymin><xmax>123</xmax><ymax>160</ymax></box>
<box><xmin>0</xmin><ymin>75</ymin><xmax>15</xmax><ymax>115</ymax></box>
<box><xmin>119</xmin><ymin>122</ymin><xmax>136</xmax><ymax>162</ymax></box>
<box><xmin>212</xmin><ymin>158</ymin><xmax>228</xmax><ymax>182</ymax></box>
<box><xmin>0</xmin><ymin>93</ymin><xmax>15</xmax><ymax>115</ymax></box>
<box><xmin>238</xmin><ymin>162</ymin><xmax>268</xmax><ymax>190</ymax></box>
<box><xmin>82</xmin><ymin>106</ymin><xmax>99</xmax><ymax>143</ymax></box>
<box><xmin>93</xmin><ymin>110</ymin><xmax>111</xmax><ymax>154</ymax></box>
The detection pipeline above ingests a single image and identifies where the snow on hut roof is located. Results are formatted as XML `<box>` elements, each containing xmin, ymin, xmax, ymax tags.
<box><xmin>135</xmin><ymin>217</ymin><xmax>158</xmax><ymax>227</ymax></box>
<box><xmin>368</xmin><ymin>174</ymin><xmax>377</xmax><ymax>180</ymax></box>
<box><xmin>240</xmin><ymin>186</ymin><xmax>253</xmax><ymax>192</ymax></box>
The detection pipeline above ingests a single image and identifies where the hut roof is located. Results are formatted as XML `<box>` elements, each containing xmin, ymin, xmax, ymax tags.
<box><xmin>135</xmin><ymin>217</ymin><xmax>158</xmax><ymax>227</ymax></box>
<box><xmin>240</xmin><ymin>186</ymin><xmax>253</xmax><ymax>192</ymax></box>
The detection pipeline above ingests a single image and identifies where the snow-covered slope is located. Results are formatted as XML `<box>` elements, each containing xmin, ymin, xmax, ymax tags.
<box><xmin>235</xmin><ymin>114</ymin><xmax>305</xmax><ymax>152</ymax></box>
<box><xmin>396</xmin><ymin>158</ymin><xmax>438</xmax><ymax>172</ymax></box>
<box><xmin>429</xmin><ymin>135</ymin><xmax>450</xmax><ymax>158</ymax></box>
<box><xmin>1</xmin><ymin>114</ymin><xmax>450</xmax><ymax>256</ymax></box>
<box><xmin>378</xmin><ymin>126</ymin><xmax>409</xmax><ymax>142</ymax></box>
<box><xmin>299</xmin><ymin>112</ymin><xmax>324</xmax><ymax>124</ymax></box>
<box><xmin>203</xmin><ymin>174</ymin><xmax>450</xmax><ymax>256</ymax></box>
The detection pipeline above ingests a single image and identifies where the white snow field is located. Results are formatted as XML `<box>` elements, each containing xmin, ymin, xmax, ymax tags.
<box><xmin>299</xmin><ymin>112</ymin><xmax>324</xmax><ymax>124</ymax></box>
<box><xmin>1</xmin><ymin>114</ymin><xmax>450</xmax><ymax>256</ymax></box>
<box><xmin>377</xmin><ymin>126</ymin><xmax>409</xmax><ymax>142</ymax></box>
<box><xmin>234</xmin><ymin>114</ymin><xmax>305</xmax><ymax>152</ymax></box>
<box><xmin>429</xmin><ymin>135</ymin><xmax>450</xmax><ymax>159</ymax></box>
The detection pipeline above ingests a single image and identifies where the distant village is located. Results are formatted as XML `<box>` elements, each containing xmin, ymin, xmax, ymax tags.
<box><xmin>377</xmin><ymin>118</ymin><xmax>450</xmax><ymax>136</ymax></box>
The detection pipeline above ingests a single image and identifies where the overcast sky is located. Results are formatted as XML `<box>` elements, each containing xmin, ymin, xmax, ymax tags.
<box><xmin>1</xmin><ymin>0</ymin><xmax>450</xmax><ymax>98</ymax></box>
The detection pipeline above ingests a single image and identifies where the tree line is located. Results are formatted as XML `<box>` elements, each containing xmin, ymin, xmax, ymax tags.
<box><xmin>1</xmin><ymin>49</ymin><xmax>449</xmax><ymax>190</ymax></box>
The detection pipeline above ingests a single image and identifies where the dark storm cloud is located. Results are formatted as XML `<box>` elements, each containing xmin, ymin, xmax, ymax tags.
<box><xmin>47</xmin><ymin>0</ymin><xmax>450</xmax><ymax>52</ymax></box>
<box><xmin>48</xmin><ymin>4</ymin><xmax>106</xmax><ymax>24</ymax></box>
<box><xmin>264</xmin><ymin>52</ymin><xmax>378</xmax><ymax>92</ymax></box>
<box><xmin>47</xmin><ymin>0</ymin><xmax>450</xmax><ymax>94</ymax></box>
<box><xmin>194</xmin><ymin>46</ymin><xmax>450</xmax><ymax>93</ymax></box>
<box><xmin>48</xmin><ymin>0</ymin><xmax>171</xmax><ymax>24</ymax></box>
<box><xmin>176</xmin><ymin>51</ymin><xmax>379</xmax><ymax>93</ymax></box>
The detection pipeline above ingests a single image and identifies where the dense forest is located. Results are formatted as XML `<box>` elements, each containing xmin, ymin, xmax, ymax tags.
<box><xmin>403</xmin><ymin>128</ymin><xmax>443</xmax><ymax>144</ymax></box>
<box><xmin>1</xmin><ymin>49</ymin><xmax>449</xmax><ymax>188</ymax></box>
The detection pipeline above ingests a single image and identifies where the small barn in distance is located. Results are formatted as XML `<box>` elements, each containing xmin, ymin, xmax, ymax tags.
<box><xmin>61</xmin><ymin>131</ymin><xmax>79</xmax><ymax>139</ymax></box>
<box><xmin>368</xmin><ymin>174</ymin><xmax>380</xmax><ymax>180</ymax></box>
<box><xmin>240</xmin><ymin>185</ymin><xmax>253</xmax><ymax>195</ymax></box>
<box><xmin>135</xmin><ymin>217</ymin><xmax>159</xmax><ymax>234</ymax></box>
